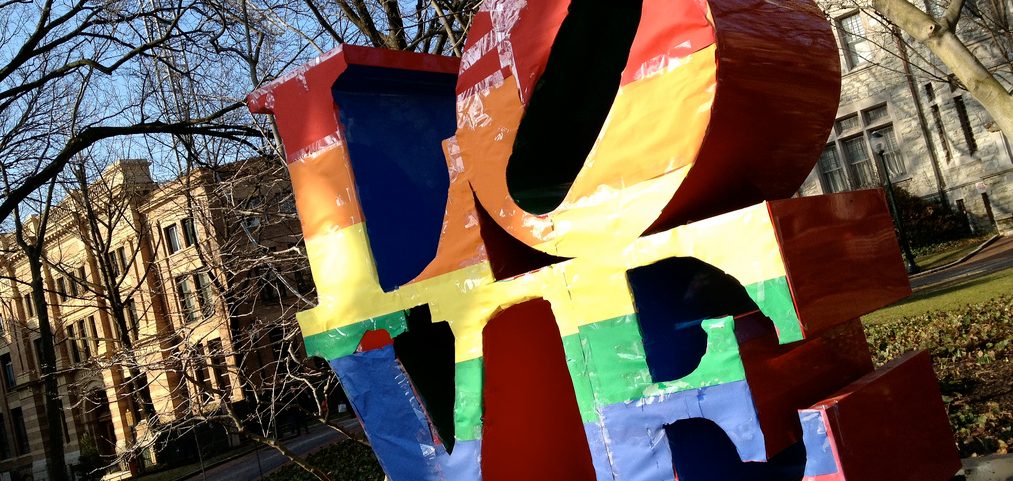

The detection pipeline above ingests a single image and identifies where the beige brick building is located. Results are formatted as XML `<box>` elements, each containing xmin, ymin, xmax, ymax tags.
<box><xmin>0</xmin><ymin>159</ymin><xmax>305</xmax><ymax>480</ymax></box>
<box><xmin>801</xmin><ymin>1</ymin><xmax>1013</xmax><ymax>234</ymax></box>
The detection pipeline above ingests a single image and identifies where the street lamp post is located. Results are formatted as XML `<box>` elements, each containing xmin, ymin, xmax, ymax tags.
<box><xmin>871</xmin><ymin>131</ymin><xmax>921</xmax><ymax>274</ymax></box>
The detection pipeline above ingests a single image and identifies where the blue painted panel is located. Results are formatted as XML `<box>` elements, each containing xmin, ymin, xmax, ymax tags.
<box><xmin>330</xmin><ymin>346</ymin><xmax>440</xmax><ymax>481</ymax></box>
<box><xmin>598</xmin><ymin>381</ymin><xmax>767</xmax><ymax>481</ymax></box>
<box><xmin>799</xmin><ymin>409</ymin><xmax>838</xmax><ymax>476</ymax></box>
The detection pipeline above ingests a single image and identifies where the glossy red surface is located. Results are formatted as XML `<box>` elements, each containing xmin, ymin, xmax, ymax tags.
<box><xmin>807</xmin><ymin>351</ymin><xmax>961</xmax><ymax>481</ymax></box>
<box><xmin>768</xmin><ymin>190</ymin><xmax>912</xmax><ymax>337</ymax></box>
<box><xmin>481</xmin><ymin>300</ymin><xmax>596</xmax><ymax>481</ymax></box>
<box><xmin>737</xmin><ymin>315</ymin><xmax>874</xmax><ymax>457</ymax></box>
<box><xmin>647</xmin><ymin>0</ymin><xmax>842</xmax><ymax>231</ymax></box>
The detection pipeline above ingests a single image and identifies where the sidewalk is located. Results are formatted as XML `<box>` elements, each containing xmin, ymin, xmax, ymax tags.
<box><xmin>910</xmin><ymin>234</ymin><xmax>1013</xmax><ymax>291</ymax></box>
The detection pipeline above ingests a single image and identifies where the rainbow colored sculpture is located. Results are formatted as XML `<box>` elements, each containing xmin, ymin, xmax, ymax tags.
<box><xmin>248</xmin><ymin>1</ymin><xmax>962</xmax><ymax>479</ymax></box>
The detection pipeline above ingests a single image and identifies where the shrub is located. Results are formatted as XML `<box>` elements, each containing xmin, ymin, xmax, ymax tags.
<box><xmin>263</xmin><ymin>440</ymin><xmax>384</xmax><ymax>481</ymax></box>
<box><xmin>865</xmin><ymin>297</ymin><xmax>1013</xmax><ymax>456</ymax></box>
<box><xmin>892</xmin><ymin>187</ymin><xmax>971</xmax><ymax>249</ymax></box>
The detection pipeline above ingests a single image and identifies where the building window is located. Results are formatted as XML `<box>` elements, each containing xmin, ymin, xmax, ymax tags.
<box><xmin>194</xmin><ymin>271</ymin><xmax>215</xmax><ymax>319</ymax></box>
<box><xmin>56</xmin><ymin>277</ymin><xmax>68</xmax><ymax>302</ymax></box>
<box><xmin>1</xmin><ymin>354</ymin><xmax>14</xmax><ymax>390</ymax></box>
<box><xmin>818</xmin><ymin>106</ymin><xmax>907</xmax><ymax>193</ymax></box>
<box><xmin>258</xmin><ymin>268</ymin><xmax>284</xmax><ymax>301</ymax></box>
<box><xmin>164</xmin><ymin>224</ymin><xmax>182</xmax><ymax>255</ymax></box>
<box><xmin>243</xmin><ymin>196</ymin><xmax>264</xmax><ymax>229</ymax></box>
<box><xmin>953</xmin><ymin>95</ymin><xmax>978</xmax><ymax>154</ymax></box>
<box><xmin>106</xmin><ymin>251</ymin><xmax>121</xmax><ymax>278</ymax></box>
<box><xmin>818</xmin><ymin>146</ymin><xmax>848</xmax><ymax>193</ymax></box>
<box><xmin>871</xmin><ymin>125</ymin><xmax>907</xmax><ymax>177</ymax></box>
<box><xmin>70</xmin><ymin>266</ymin><xmax>85</xmax><ymax>297</ymax></box>
<box><xmin>838</xmin><ymin>13</ymin><xmax>873</xmax><ymax>69</ymax></box>
<box><xmin>864</xmin><ymin>105</ymin><xmax>890</xmax><ymax>124</ymax></box>
<box><xmin>841</xmin><ymin>136</ymin><xmax>878</xmax><ymax>188</ymax></box>
<box><xmin>208</xmin><ymin>339</ymin><xmax>232</xmax><ymax>400</ymax></box>
<box><xmin>55</xmin><ymin>398</ymin><xmax>70</xmax><ymax>442</ymax></box>
<box><xmin>67</xmin><ymin>324</ymin><xmax>81</xmax><ymax>364</ymax></box>
<box><xmin>837</xmin><ymin>114</ymin><xmax>861</xmax><ymax>133</ymax></box>
<box><xmin>176</xmin><ymin>276</ymin><xmax>197</xmax><ymax>323</ymax></box>
<box><xmin>117</xmin><ymin>246</ymin><xmax>128</xmax><ymax>275</ymax></box>
<box><xmin>11</xmin><ymin>408</ymin><xmax>28</xmax><ymax>455</ymax></box>
<box><xmin>77</xmin><ymin>319</ymin><xmax>92</xmax><ymax>359</ymax></box>
<box><xmin>182</xmin><ymin>218</ymin><xmax>199</xmax><ymax>247</ymax></box>
<box><xmin>22</xmin><ymin>293</ymin><xmax>33</xmax><ymax>318</ymax></box>
<box><xmin>33</xmin><ymin>338</ymin><xmax>45</xmax><ymax>371</ymax></box>
<box><xmin>191</xmin><ymin>344</ymin><xmax>214</xmax><ymax>403</ymax></box>
<box><xmin>86</xmin><ymin>316</ymin><xmax>99</xmax><ymax>355</ymax></box>
<box><xmin>930</xmin><ymin>104</ymin><xmax>953</xmax><ymax>162</ymax></box>
<box><xmin>124</xmin><ymin>298</ymin><xmax>140</xmax><ymax>341</ymax></box>
<box><xmin>0</xmin><ymin>413</ymin><xmax>10</xmax><ymax>459</ymax></box>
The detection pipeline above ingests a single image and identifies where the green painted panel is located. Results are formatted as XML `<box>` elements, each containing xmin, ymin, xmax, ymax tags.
<box><xmin>745</xmin><ymin>276</ymin><xmax>803</xmax><ymax>344</ymax></box>
<box><xmin>303</xmin><ymin>310</ymin><xmax>408</xmax><ymax>360</ymax></box>
<box><xmin>577</xmin><ymin>314</ymin><xmax>746</xmax><ymax>406</ymax></box>
<box><xmin>453</xmin><ymin>358</ymin><xmax>484</xmax><ymax>441</ymax></box>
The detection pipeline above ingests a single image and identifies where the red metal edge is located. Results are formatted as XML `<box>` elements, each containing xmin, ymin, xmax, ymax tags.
<box><xmin>806</xmin><ymin>351</ymin><xmax>961</xmax><ymax>481</ymax></box>
<box><xmin>767</xmin><ymin>190</ymin><xmax>911</xmax><ymax>338</ymax></box>
<box><xmin>246</xmin><ymin>45</ymin><xmax>459</xmax><ymax>162</ymax></box>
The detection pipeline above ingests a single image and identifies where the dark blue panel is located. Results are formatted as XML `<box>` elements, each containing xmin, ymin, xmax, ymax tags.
<box><xmin>627</xmin><ymin>258</ymin><xmax>758</xmax><ymax>382</ymax></box>
<box><xmin>667</xmin><ymin>419</ymin><xmax>806</xmax><ymax>481</ymax></box>
<box><xmin>333</xmin><ymin>66</ymin><xmax>456</xmax><ymax>291</ymax></box>
<box><xmin>330</xmin><ymin>346</ymin><xmax>440</xmax><ymax>481</ymax></box>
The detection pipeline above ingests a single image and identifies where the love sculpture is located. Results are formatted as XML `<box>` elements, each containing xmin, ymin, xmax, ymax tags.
<box><xmin>248</xmin><ymin>1</ymin><xmax>961</xmax><ymax>479</ymax></box>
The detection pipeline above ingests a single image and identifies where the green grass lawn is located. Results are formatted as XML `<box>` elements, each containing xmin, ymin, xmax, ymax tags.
<box><xmin>864</xmin><ymin>266</ymin><xmax>1013</xmax><ymax>323</ymax></box>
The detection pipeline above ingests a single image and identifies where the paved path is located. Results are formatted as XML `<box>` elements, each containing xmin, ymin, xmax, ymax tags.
<box><xmin>180</xmin><ymin>418</ymin><xmax>362</xmax><ymax>481</ymax></box>
<box><xmin>911</xmin><ymin>235</ymin><xmax>1013</xmax><ymax>291</ymax></box>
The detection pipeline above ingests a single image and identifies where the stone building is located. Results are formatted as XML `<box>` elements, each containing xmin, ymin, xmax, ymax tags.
<box><xmin>800</xmin><ymin>1</ymin><xmax>1013</xmax><ymax>234</ymax></box>
<box><xmin>0</xmin><ymin>159</ymin><xmax>307</xmax><ymax>480</ymax></box>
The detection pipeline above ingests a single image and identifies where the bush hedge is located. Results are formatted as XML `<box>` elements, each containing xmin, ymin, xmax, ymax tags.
<box><xmin>892</xmin><ymin>187</ymin><xmax>972</xmax><ymax>249</ymax></box>
<box><xmin>263</xmin><ymin>440</ymin><xmax>384</xmax><ymax>481</ymax></box>
<box><xmin>865</xmin><ymin>296</ymin><xmax>1013</xmax><ymax>456</ymax></box>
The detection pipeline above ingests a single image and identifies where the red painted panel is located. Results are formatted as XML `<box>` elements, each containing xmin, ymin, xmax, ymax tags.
<box><xmin>481</xmin><ymin>300</ymin><xmax>596</xmax><ymax>481</ymax></box>
<box><xmin>357</xmin><ymin>329</ymin><xmax>394</xmax><ymax>352</ymax></box>
<box><xmin>768</xmin><ymin>190</ymin><xmax>912</xmax><ymax>337</ymax></box>
<box><xmin>737</xmin><ymin>314</ymin><xmax>874</xmax><ymax>457</ymax></box>
<box><xmin>808</xmin><ymin>351</ymin><xmax>961</xmax><ymax>481</ymax></box>
<box><xmin>647</xmin><ymin>0</ymin><xmax>841</xmax><ymax>230</ymax></box>
<box><xmin>247</xmin><ymin>45</ymin><xmax>459</xmax><ymax>162</ymax></box>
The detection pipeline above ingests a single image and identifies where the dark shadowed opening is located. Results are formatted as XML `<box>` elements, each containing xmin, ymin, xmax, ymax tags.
<box><xmin>393</xmin><ymin>305</ymin><xmax>457</xmax><ymax>453</ymax></box>
<box><xmin>474</xmin><ymin>195</ymin><xmax>566</xmax><ymax>280</ymax></box>
<box><xmin>667</xmin><ymin>418</ymin><xmax>806</xmax><ymax>481</ymax></box>
<box><xmin>506</xmin><ymin>0</ymin><xmax>643</xmax><ymax>214</ymax></box>
<box><xmin>481</xmin><ymin>299</ymin><xmax>596</xmax><ymax>481</ymax></box>
<box><xmin>628</xmin><ymin>257</ymin><xmax>758</xmax><ymax>382</ymax></box>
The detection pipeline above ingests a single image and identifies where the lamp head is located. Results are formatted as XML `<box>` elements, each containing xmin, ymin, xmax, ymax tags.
<box><xmin>870</xmin><ymin>131</ymin><xmax>886</xmax><ymax>155</ymax></box>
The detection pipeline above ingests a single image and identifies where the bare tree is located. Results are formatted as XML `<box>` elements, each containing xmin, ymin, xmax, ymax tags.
<box><xmin>0</xmin><ymin>0</ymin><xmax>258</xmax><ymax>225</ymax></box>
<box><xmin>859</xmin><ymin>0</ymin><xmax>1013</xmax><ymax>135</ymax></box>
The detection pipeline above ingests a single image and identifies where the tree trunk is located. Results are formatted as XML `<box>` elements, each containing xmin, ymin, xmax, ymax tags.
<box><xmin>29</xmin><ymin>257</ymin><xmax>69</xmax><ymax>481</ymax></box>
<box><xmin>873</xmin><ymin>0</ymin><xmax>1013</xmax><ymax>138</ymax></box>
